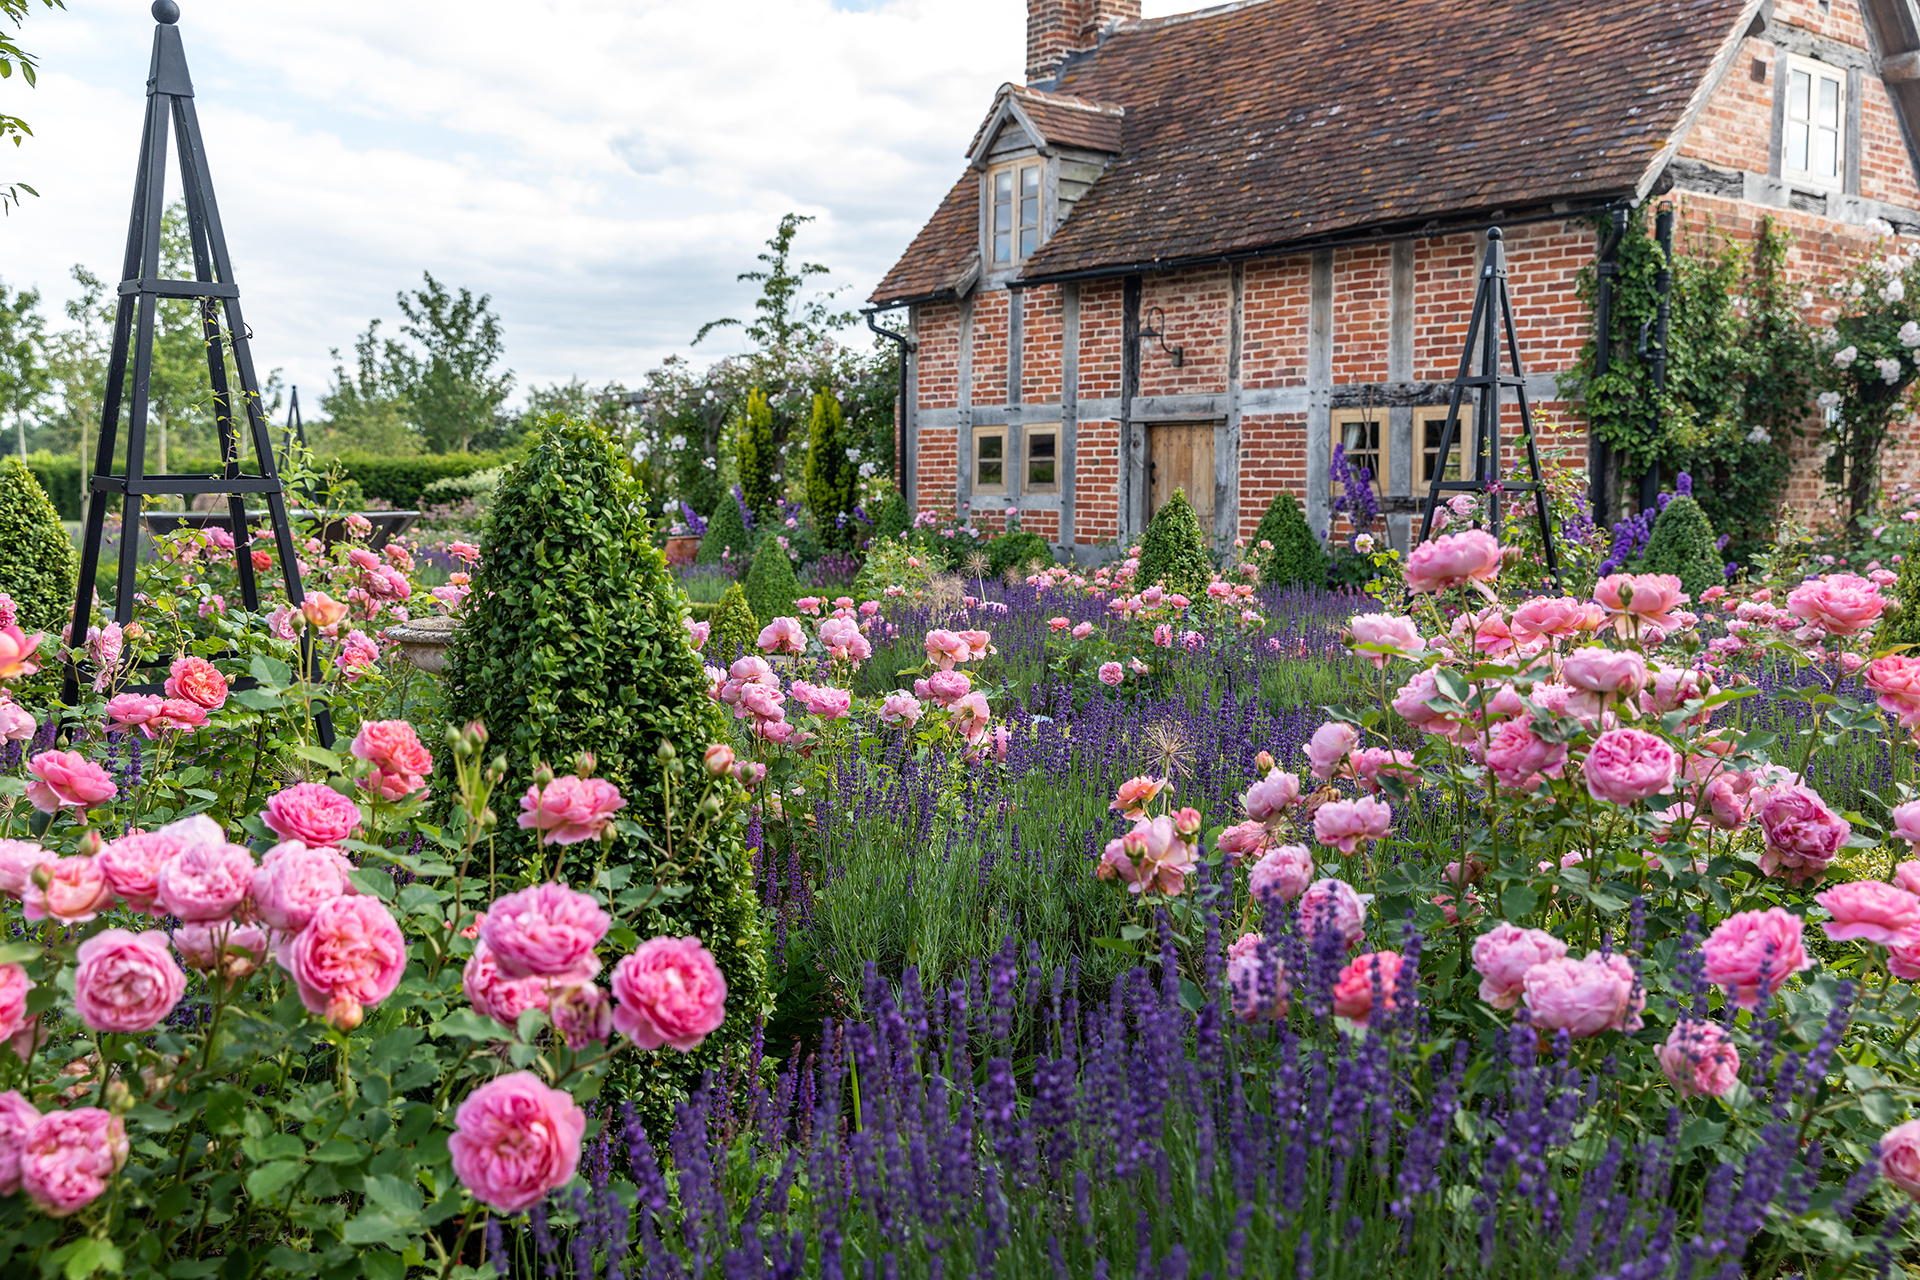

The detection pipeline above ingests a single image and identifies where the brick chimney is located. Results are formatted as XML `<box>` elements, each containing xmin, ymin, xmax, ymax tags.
<box><xmin>1027</xmin><ymin>0</ymin><xmax>1139</xmax><ymax>83</ymax></box>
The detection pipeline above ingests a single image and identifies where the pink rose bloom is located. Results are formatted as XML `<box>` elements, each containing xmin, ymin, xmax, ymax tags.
<box><xmin>0</xmin><ymin>695</ymin><xmax>33</xmax><ymax>744</ymax></box>
<box><xmin>1865</xmin><ymin>656</ymin><xmax>1920</xmax><ymax>729</ymax></box>
<box><xmin>1390</xmin><ymin>668</ymin><xmax>1461</xmax><ymax>736</ymax></box>
<box><xmin>1657</xmin><ymin>1020</ymin><xmax>1740</xmax><ymax>1099</ymax></box>
<box><xmin>1226</xmin><ymin>934</ymin><xmax>1289</xmax><ymax>1021</ymax></box>
<box><xmin>1248</xmin><ymin>843</ymin><xmax>1315</xmax><ymax>904</ymax></box>
<box><xmin>1702</xmin><ymin>908</ymin><xmax>1813</xmax><ymax>1009</ymax></box>
<box><xmin>1151</xmin><ymin>623</ymin><xmax>1173</xmax><ymax>649</ymax></box>
<box><xmin>1593</xmin><ymin>573</ymin><xmax>1687</xmax><ymax>630</ymax></box>
<box><xmin>104</xmin><ymin>693</ymin><xmax>166</xmax><ymax>738</ymax></box>
<box><xmin>1331</xmin><ymin>951</ymin><xmax>1408</xmax><ymax>1025</ymax></box>
<box><xmin>0</xmin><ymin>840</ymin><xmax>52</xmax><ymax>899</ymax></box>
<box><xmin>879</xmin><ymin>692</ymin><xmax>924</xmax><ymax>726</ymax></box>
<box><xmin>737</xmin><ymin>685</ymin><xmax>785</xmax><ymax>724</ymax></box>
<box><xmin>1097</xmin><ymin>661</ymin><xmax>1125</xmax><ymax>686</ymax></box>
<box><xmin>172</xmin><ymin>922</ymin><xmax>270</xmax><ymax>980</ymax></box>
<box><xmin>350</xmin><ymin>720</ymin><xmax>433</xmax><ymax>799</ymax></box>
<box><xmin>1756</xmin><ymin>786</ymin><xmax>1849</xmax><ymax>885</ymax></box>
<box><xmin>1881</xmin><ymin>1120</ymin><xmax>1920</xmax><ymax>1200</ymax></box>
<box><xmin>1096</xmin><ymin>815</ymin><xmax>1196</xmax><ymax>896</ymax></box>
<box><xmin>924</xmin><ymin>628</ymin><xmax>971</xmax><ymax>670</ymax></box>
<box><xmin>0</xmin><ymin>1090</ymin><xmax>37</xmax><ymax>1194</ymax></box>
<box><xmin>1893</xmin><ymin>803</ymin><xmax>1920</xmax><ymax>852</ymax></box>
<box><xmin>1582</xmin><ymin>728</ymin><xmax>1677</xmax><ymax>806</ymax></box>
<box><xmin>1484</xmin><ymin>720</ymin><xmax>1567</xmax><ymax>791</ymax></box>
<box><xmin>1472</xmin><ymin>924</ymin><xmax>1569</xmax><ymax>1010</ymax></box>
<box><xmin>611</xmin><ymin>935</ymin><xmax>729</xmax><ymax>1052</ymax></box>
<box><xmin>448</xmin><ymin>1070</ymin><xmax>587</xmax><ymax>1214</ymax></box>
<box><xmin>958</xmin><ymin>629</ymin><xmax>992</xmax><ymax>660</ymax></box>
<box><xmin>163</xmin><ymin>655</ymin><xmax>229</xmax><ymax>710</ymax></box>
<box><xmin>1347</xmin><ymin>613</ymin><xmax>1424</xmax><ymax>666</ymax></box>
<box><xmin>1702</xmin><ymin>769</ymin><xmax>1757</xmax><ymax>831</ymax></box>
<box><xmin>1071</xmin><ymin>622</ymin><xmax>1095</xmax><ymax>640</ymax></box>
<box><xmin>727</xmin><ymin>654</ymin><xmax>778</xmax><ymax>688</ymax></box>
<box><xmin>1296</xmin><ymin>878</ymin><xmax>1368</xmax><ymax>949</ymax></box>
<box><xmin>1562</xmin><ymin>647</ymin><xmax>1649</xmax><ymax>696</ymax></box>
<box><xmin>1403</xmin><ymin>530</ymin><xmax>1501</xmax><ymax>594</ymax></box>
<box><xmin>798</xmin><ymin>684</ymin><xmax>852</xmax><ymax>720</ymax></box>
<box><xmin>1312</xmin><ymin>796</ymin><xmax>1391</xmax><ymax>853</ymax></box>
<box><xmin>1111</xmin><ymin>775</ymin><xmax>1169</xmax><ymax>819</ymax></box>
<box><xmin>1306</xmin><ymin>721</ymin><xmax>1360</xmax><ymax>781</ymax></box>
<box><xmin>1815</xmin><ymin>880</ymin><xmax>1920</xmax><ymax>946</ymax></box>
<box><xmin>262</xmin><ymin>782</ymin><xmax>362</xmax><ymax>846</ymax></box>
<box><xmin>277</xmin><ymin>894</ymin><xmax>408</xmax><ymax>1020</ymax></box>
<box><xmin>1243</xmin><ymin>769</ymin><xmax>1302</xmax><ymax>823</ymax></box>
<box><xmin>551</xmin><ymin>983</ymin><xmax>614</xmax><ymax>1049</ymax></box>
<box><xmin>21</xmin><ymin>1108</ymin><xmax>127</xmax><ymax>1218</ymax></box>
<box><xmin>1896</xmin><ymin>859</ymin><xmax>1920</xmax><ymax>896</ymax></box>
<box><xmin>1216</xmin><ymin>820</ymin><xmax>1273</xmax><ymax>866</ymax></box>
<box><xmin>22</xmin><ymin>855</ymin><xmax>114</xmax><ymax>924</ymax></box>
<box><xmin>1521</xmin><ymin>952</ymin><xmax>1642</xmax><ymax>1037</ymax></box>
<box><xmin>518</xmin><ymin>775</ymin><xmax>626</xmax><ymax>846</ymax></box>
<box><xmin>153</xmin><ymin>817</ymin><xmax>256</xmax><ymax>922</ymax></box>
<box><xmin>73</xmin><ymin>929</ymin><xmax>186</xmax><ymax>1032</ymax></box>
<box><xmin>97</xmin><ymin>829</ymin><xmax>187</xmax><ymax>914</ymax></box>
<box><xmin>756</xmin><ymin>617</ymin><xmax>808</xmax><ymax>655</ymax></box>
<box><xmin>1786</xmin><ymin>573</ymin><xmax>1884</xmax><ymax>636</ymax></box>
<box><xmin>481</xmin><ymin>882</ymin><xmax>610</xmax><ymax>981</ymax></box>
<box><xmin>682</xmin><ymin>617</ymin><xmax>711</xmax><ymax>650</ymax></box>
<box><xmin>463</xmin><ymin>940</ymin><xmax>553</xmax><ymax>1031</ymax></box>
<box><xmin>924</xmin><ymin>670</ymin><xmax>972</xmax><ymax>706</ymax></box>
<box><xmin>1510</xmin><ymin>595</ymin><xmax>1587</xmax><ymax>640</ymax></box>
<box><xmin>950</xmin><ymin>691</ymin><xmax>992</xmax><ymax>741</ymax></box>
<box><xmin>1348</xmin><ymin>747</ymin><xmax>1417</xmax><ymax>794</ymax></box>
<box><xmin>24</xmin><ymin>750</ymin><xmax>117</xmax><ymax>814</ymax></box>
<box><xmin>1639</xmin><ymin>664</ymin><xmax>1715</xmax><ymax>721</ymax></box>
<box><xmin>0</xmin><ymin>965</ymin><xmax>27</xmax><ymax>1046</ymax></box>
<box><xmin>252</xmin><ymin>843</ymin><xmax>355</xmax><ymax>933</ymax></box>
<box><xmin>0</xmin><ymin>624</ymin><xmax>41</xmax><ymax>680</ymax></box>
<box><xmin>818</xmin><ymin>617</ymin><xmax>872</xmax><ymax>663</ymax></box>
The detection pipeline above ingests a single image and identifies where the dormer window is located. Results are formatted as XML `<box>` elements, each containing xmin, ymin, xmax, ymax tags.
<box><xmin>991</xmin><ymin>161</ymin><xmax>1043</xmax><ymax>264</ymax></box>
<box><xmin>1783</xmin><ymin>56</ymin><xmax>1844</xmax><ymax>190</ymax></box>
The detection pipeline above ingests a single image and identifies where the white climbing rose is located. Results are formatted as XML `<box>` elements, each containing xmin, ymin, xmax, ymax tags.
<box><xmin>1834</xmin><ymin>345</ymin><xmax>1859</xmax><ymax>368</ymax></box>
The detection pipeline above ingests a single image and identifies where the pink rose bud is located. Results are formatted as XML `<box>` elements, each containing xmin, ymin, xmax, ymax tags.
<box><xmin>1254</xmin><ymin>750</ymin><xmax>1275</xmax><ymax>773</ymax></box>
<box><xmin>611</xmin><ymin>935</ymin><xmax>728</xmax><ymax>1052</ymax></box>
<box><xmin>325</xmin><ymin>995</ymin><xmax>364</xmax><ymax>1032</ymax></box>
<box><xmin>703</xmin><ymin>744</ymin><xmax>736</xmax><ymax>776</ymax></box>
<box><xmin>448</xmin><ymin>1070</ymin><xmax>586</xmax><ymax>1214</ymax></box>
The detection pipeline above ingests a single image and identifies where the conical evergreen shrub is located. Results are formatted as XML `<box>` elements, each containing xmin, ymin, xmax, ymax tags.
<box><xmin>0</xmin><ymin>457</ymin><xmax>78</xmax><ymax>632</ymax></box>
<box><xmin>696</xmin><ymin>487</ymin><xmax>753</xmax><ymax>567</ymax></box>
<box><xmin>1882</xmin><ymin>549</ymin><xmax>1920</xmax><ymax>653</ymax></box>
<box><xmin>441</xmin><ymin>416</ymin><xmax>767</xmax><ymax>1130</ymax></box>
<box><xmin>738</xmin><ymin>389</ymin><xmax>780</xmax><ymax>519</ymax></box>
<box><xmin>1252</xmin><ymin>490</ymin><xmax>1328</xmax><ymax>591</ymax></box>
<box><xmin>709</xmin><ymin>582</ymin><xmax>760</xmax><ymax>662</ymax></box>
<box><xmin>743</xmin><ymin>537</ymin><xmax>799</xmax><ymax>622</ymax></box>
<box><xmin>1135</xmin><ymin>489</ymin><xmax>1213</xmax><ymax>597</ymax></box>
<box><xmin>804</xmin><ymin>390</ymin><xmax>860</xmax><ymax>551</ymax></box>
<box><xmin>1638</xmin><ymin>493</ymin><xmax>1725</xmax><ymax>600</ymax></box>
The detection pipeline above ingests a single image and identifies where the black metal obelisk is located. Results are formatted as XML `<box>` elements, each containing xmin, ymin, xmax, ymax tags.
<box><xmin>62</xmin><ymin>1</ymin><xmax>318</xmax><ymax>710</ymax></box>
<box><xmin>1412</xmin><ymin>227</ymin><xmax>1561</xmax><ymax>587</ymax></box>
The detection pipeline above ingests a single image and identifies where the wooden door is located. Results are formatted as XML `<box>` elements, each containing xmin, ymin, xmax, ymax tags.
<box><xmin>1149</xmin><ymin>422</ymin><xmax>1215</xmax><ymax>540</ymax></box>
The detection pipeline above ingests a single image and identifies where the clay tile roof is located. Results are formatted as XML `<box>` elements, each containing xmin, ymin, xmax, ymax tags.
<box><xmin>871</xmin><ymin>0</ymin><xmax>1754</xmax><ymax>305</ymax></box>
<box><xmin>987</xmin><ymin>85</ymin><xmax>1126</xmax><ymax>156</ymax></box>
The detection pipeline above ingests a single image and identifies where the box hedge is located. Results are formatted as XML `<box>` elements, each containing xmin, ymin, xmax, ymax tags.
<box><xmin>0</xmin><ymin>458</ymin><xmax>79</xmax><ymax>632</ymax></box>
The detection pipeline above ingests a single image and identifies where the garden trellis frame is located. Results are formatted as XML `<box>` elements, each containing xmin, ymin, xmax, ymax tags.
<box><xmin>61</xmin><ymin>2</ymin><xmax>328</xmax><ymax>740</ymax></box>
<box><xmin>1412</xmin><ymin>226</ymin><xmax>1562</xmax><ymax>587</ymax></box>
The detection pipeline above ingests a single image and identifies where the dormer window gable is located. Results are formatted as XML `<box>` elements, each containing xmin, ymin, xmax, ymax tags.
<box><xmin>967</xmin><ymin>83</ymin><xmax>1123</xmax><ymax>274</ymax></box>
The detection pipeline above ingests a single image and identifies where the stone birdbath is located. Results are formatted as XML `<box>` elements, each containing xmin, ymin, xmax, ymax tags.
<box><xmin>384</xmin><ymin>615</ymin><xmax>458</xmax><ymax>674</ymax></box>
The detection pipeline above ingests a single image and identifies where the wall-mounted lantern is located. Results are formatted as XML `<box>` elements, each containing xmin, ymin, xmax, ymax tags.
<box><xmin>1140</xmin><ymin>305</ymin><xmax>1184</xmax><ymax>367</ymax></box>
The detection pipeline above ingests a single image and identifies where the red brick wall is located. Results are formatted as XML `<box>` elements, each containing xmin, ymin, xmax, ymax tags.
<box><xmin>1079</xmin><ymin>279</ymin><xmax>1124</xmax><ymax>401</ymax></box>
<box><xmin>1682</xmin><ymin>36</ymin><xmax>1777</xmax><ymax>174</ymax></box>
<box><xmin>972</xmin><ymin>291</ymin><xmax>1008</xmax><ymax>406</ymax></box>
<box><xmin>1075</xmin><ymin>419</ymin><xmax>1119</xmax><ymax>544</ymax></box>
<box><xmin>1332</xmin><ymin>245</ymin><xmax>1391</xmax><ymax>385</ymax></box>
<box><xmin>1237</xmin><ymin>413</ymin><xmax>1308</xmax><ymax>541</ymax></box>
<box><xmin>1139</xmin><ymin>267</ymin><xmax>1232</xmax><ymax>398</ymax></box>
<box><xmin>1022</xmin><ymin>284</ymin><xmax>1064</xmax><ymax>404</ymax></box>
<box><xmin>1859</xmin><ymin>76</ymin><xmax>1920</xmax><ymax>208</ymax></box>
<box><xmin>916</xmin><ymin>303</ymin><xmax>960</xmax><ymax>414</ymax></box>
<box><xmin>1241</xmin><ymin>257</ymin><xmax>1310</xmax><ymax>387</ymax></box>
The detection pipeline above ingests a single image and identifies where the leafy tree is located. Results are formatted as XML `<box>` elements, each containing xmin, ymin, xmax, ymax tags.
<box><xmin>743</xmin><ymin>536</ymin><xmax>798</xmax><ymax>623</ymax></box>
<box><xmin>697</xmin><ymin>486</ymin><xmax>752</xmax><ymax>567</ymax></box>
<box><xmin>1637</xmin><ymin>490</ymin><xmax>1724</xmax><ymax>598</ymax></box>
<box><xmin>695</xmin><ymin>213</ymin><xmax>853</xmax><ymax>356</ymax></box>
<box><xmin>32</xmin><ymin>267</ymin><xmax>107</xmax><ymax>481</ymax></box>
<box><xmin>0</xmin><ymin>276</ymin><xmax>46</xmax><ymax>459</ymax></box>
<box><xmin>317</xmin><ymin>319</ymin><xmax>420</xmax><ymax>456</ymax></box>
<box><xmin>390</xmin><ymin>273</ymin><xmax>514</xmax><ymax>454</ymax></box>
<box><xmin>1136</xmin><ymin>490</ymin><xmax>1212</xmax><ymax>597</ymax></box>
<box><xmin>804</xmin><ymin>390</ymin><xmax>859</xmax><ymax>550</ymax></box>
<box><xmin>0</xmin><ymin>455</ymin><xmax>75</xmax><ymax>630</ymax></box>
<box><xmin>1252</xmin><ymin>491</ymin><xmax>1328</xmax><ymax>590</ymax></box>
<box><xmin>738</xmin><ymin>388</ymin><xmax>779</xmax><ymax>518</ymax></box>
<box><xmin>0</xmin><ymin>0</ymin><xmax>64</xmax><ymax>213</ymax></box>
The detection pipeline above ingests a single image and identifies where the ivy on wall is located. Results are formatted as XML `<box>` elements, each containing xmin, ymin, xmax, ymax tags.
<box><xmin>1564</xmin><ymin>209</ymin><xmax>1816</xmax><ymax>565</ymax></box>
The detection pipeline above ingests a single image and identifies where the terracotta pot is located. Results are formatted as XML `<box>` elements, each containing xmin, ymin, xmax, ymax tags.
<box><xmin>665</xmin><ymin>536</ymin><xmax>701</xmax><ymax>566</ymax></box>
<box><xmin>384</xmin><ymin>615</ymin><xmax>458</xmax><ymax>674</ymax></box>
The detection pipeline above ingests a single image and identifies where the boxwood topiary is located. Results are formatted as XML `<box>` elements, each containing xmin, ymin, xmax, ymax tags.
<box><xmin>0</xmin><ymin>457</ymin><xmax>78</xmax><ymax>633</ymax></box>
<box><xmin>1637</xmin><ymin>493</ymin><xmax>1725</xmax><ymax>600</ymax></box>
<box><xmin>1885</xmin><ymin>550</ymin><xmax>1920</xmax><ymax>653</ymax></box>
<box><xmin>1135</xmin><ymin>489</ymin><xmax>1213</xmax><ymax>597</ymax></box>
<box><xmin>440</xmin><ymin>415</ymin><xmax>767</xmax><ymax>1132</ymax></box>
<box><xmin>696</xmin><ymin>487</ymin><xmax>753</xmax><ymax>567</ymax></box>
<box><xmin>743</xmin><ymin>538</ymin><xmax>798</xmax><ymax>623</ymax></box>
<box><xmin>709</xmin><ymin>582</ymin><xmax>760</xmax><ymax>662</ymax></box>
<box><xmin>987</xmin><ymin>529</ymin><xmax>1053</xmax><ymax>578</ymax></box>
<box><xmin>1253</xmin><ymin>491</ymin><xmax>1328</xmax><ymax>591</ymax></box>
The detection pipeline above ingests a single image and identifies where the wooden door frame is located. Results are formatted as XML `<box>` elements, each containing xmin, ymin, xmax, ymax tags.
<box><xmin>1135</xmin><ymin>415</ymin><xmax>1228</xmax><ymax>544</ymax></box>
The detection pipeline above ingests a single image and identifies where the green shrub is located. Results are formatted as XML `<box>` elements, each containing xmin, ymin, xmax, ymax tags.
<box><xmin>697</xmin><ymin>488</ymin><xmax>753</xmax><ymax>567</ymax></box>
<box><xmin>852</xmin><ymin>538</ymin><xmax>929</xmax><ymax>602</ymax></box>
<box><xmin>738</xmin><ymin>389</ymin><xmax>779</xmax><ymax>519</ymax></box>
<box><xmin>0</xmin><ymin>457</ymin><xmax>78</xmax><ymax>633</ymax></box>
<box><xmin>709</xmin><ymin>582</ymin><xmax>760</xmax><ymax>661</ymax></box>
<box><xmin>803</xmin><ymin>390</ymin><xmax>860</xmax><ymax>551</ymax></box>
<box><xmin>440</xmin><ymin>416</ymin><xmax>767</xmax><ymax>1131</ymax></box>
<box><xmin>1637</xmin><ymin>494</ymin><xmax>1725</xmax><ymax>599</ymax></box>
<box><xmin>23</xmin><ymin>451</ymin><xmax>83</xmax><ymax>521</ymax></box>
<box><xmin>1254</xmin><ymin>491</ymin><xmax>1329</xmax><ymax>591</ymax></box>
<box><xmin>743</xmin><ymin>537</ymin><xmax>799</xmax><ymax>622</ymax></box>
<box><xmin>1886</xmin><ymin>551</ymin><xmax>1920</xmax><ymax>654</ymax></box>
<box><xmin>324</xmin><ymin>451</ymin><xmax>520</xmax><ymax>509</ymax></box>
<box><xmin>869</xmin><ymin>491</ymin><xmax>910</xmax><ymax>544</ymax></box>
<box><xmin>419</xmin><ymin>465</ymin><xmax>505</xmax><ymax>506</ymax></box>
<box><xmin>1136</xmin><ymin>490</ymin><xmax>1213</xmax><ymax>597</ymax></box>
<box><xmin>988</xmin><ymin>530</ymin><xmax>1053</xmax><ymax>578</ymax></box>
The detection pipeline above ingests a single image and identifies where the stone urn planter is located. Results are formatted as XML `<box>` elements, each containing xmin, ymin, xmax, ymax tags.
<box><xmin>384</xmin><ymin>615</ymin><xmax>458</xmax><ymax>674</ymax></box>
<box><xmin>665</xmin><ymin>535</ymin><xmax>701</xmax><ymax>566</ymax></box>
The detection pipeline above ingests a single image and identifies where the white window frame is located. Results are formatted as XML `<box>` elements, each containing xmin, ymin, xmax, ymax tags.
<box><xmin>987</xmin><ymin>159</ymin><xmax>1045</xmax><ymax>267</ymax></box>
<box><xmin>1783</xmin><ymin>55</ymin><xmax>1845</xmax><ymax>192</ymax></box>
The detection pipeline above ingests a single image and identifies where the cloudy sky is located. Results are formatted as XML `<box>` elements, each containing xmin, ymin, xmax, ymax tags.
<box><xmin>3</xmin><ymin>0</ymin><xmax>1188</xmax><ymax>412</ymax></box>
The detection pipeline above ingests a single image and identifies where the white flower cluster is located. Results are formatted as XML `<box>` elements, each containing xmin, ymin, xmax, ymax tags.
<box><xmin>1834</xmin><ymin>345</ymin><xmax>1859</xmax><ymax>369</ymax></box>
<box><xmin>858</xmin><ymin>462</ymin><xmax>877</xmax><ymax>478</ymax></box>
<box><xmin>1747</xmin><ymin>426</ymin><xmax>1772</xmax><ymax>444</ymax></box>
<box><xmin>1901</xmin><ymin>321</ymin><xmax>1920</xmax><ymax>348</ymax></box>
<box><xmin>1818</xmin><ymin>390</ymin><xmax>1842</xmax><ymax>410</ymax></box>
<box><xmin>669</xmin><ymin>435</ymin><xmax>687</xmax><ymax>451</ymax></box>
<box><xmin>1879</xmin><ymin>356</ymin><xmax>1905</xmax><ymax>385</ymax></box>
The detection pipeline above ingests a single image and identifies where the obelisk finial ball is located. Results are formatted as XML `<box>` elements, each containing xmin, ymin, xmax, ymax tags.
<box><xmin>1487</xmin><ymin>227</ymin><xmax>1504</xmax><ymax>241</ymax></box>
<box><xmin>152</xmin><ymin>1</ymin><xmax>180</xmax><ymax>24</ymax></box>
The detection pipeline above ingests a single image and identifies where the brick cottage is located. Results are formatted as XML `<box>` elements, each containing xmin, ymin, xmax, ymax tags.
<box><xmin>867</xmin><ymin>0</ymin><xmax>1920</xmax><ymax>560</ymax></box>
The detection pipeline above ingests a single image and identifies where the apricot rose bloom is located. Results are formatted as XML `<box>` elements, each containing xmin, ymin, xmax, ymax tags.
<box><xmin>1402</xmin><ymin>530</ymin><xmax>1501</xmax><ymax>594</ymax></box>
<box><xmin>0</xmin><ymin>626</ymin><xmax>42</xmax><ymax>680</ymax></box>
<box><xmin>611</xmin><ymin>935</ymin><xmax>729</xmax><ymax>1052</ymax></box>
<box><xmin>1111</xmin><ymin>775</ymin><xmax>1169</xmax><ymax>819</ymax></box>
<box><xmin>517</xmin><ymin>775</ymin><xmax>626</xmax><ymax>846</ymax></box>
<box><xmin>448</xmin><ymin>1070</ymin><xmax>586</xmax><ymax>1214</ymax></box>
<box><xmin>162</xmin><ymin>655</ymin><xmax>228</xmax><ymax>710</ymax></box>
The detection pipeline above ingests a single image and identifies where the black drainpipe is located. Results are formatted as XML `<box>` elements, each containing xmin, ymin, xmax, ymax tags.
<box><xmin>1637</xmin><ymin>202</ymin><xmax>1674</xmax><ymax>514</ymax></box>
<box><xmin>1590</xmin><ymin>207</ymin><xmax>1628</xmax><ymax>530</ymax></box>
<box><xmin>865</xmin><ymin>309</ymin><xmax>916</xmax><ymax>507</ymax></box>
